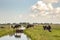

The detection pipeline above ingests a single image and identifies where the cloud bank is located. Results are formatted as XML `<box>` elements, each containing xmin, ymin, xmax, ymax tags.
<box><xmin>32</xmin><ymin>0</ymin><xmax>60</xmax><ymax>17</ymax></box>
<box><xmin>0</xmin><ymin>0</ymin><xmax>60</xmax><ymax>23</ymax></box>
<box><xmin>31</xmin><ymin>0</ymin><xmax>60</xmax><ymax>23</ymax></box>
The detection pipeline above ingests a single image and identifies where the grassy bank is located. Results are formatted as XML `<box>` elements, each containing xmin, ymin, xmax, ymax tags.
<box><xmin>24</xmin><ymin>24</ymin><xmax>60</xmax><ymax>40</ymax></box>
<box><xmin>0</xmin><ymin>28</ymin><xmax>15</xmax><ymax>37</ymax></box>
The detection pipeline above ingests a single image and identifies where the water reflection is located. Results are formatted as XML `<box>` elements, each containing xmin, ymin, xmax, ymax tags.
<box><xmin>0</xmin><ymin>31</ymin><xmax>31</xmax><ymax>40</ymax></box>
<box><xmin>14</xmin><ymin>33</ymin><xmax>21</xmax><ymax>38</ymax></box>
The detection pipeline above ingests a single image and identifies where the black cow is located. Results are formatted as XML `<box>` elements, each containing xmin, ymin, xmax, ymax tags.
<box><xmin>26</xmin><ymin>24</ymin><xmax>34</xmax><ymax>28</ymax></box>
<box><xmin>14</xmin><ymin>24</ymin><xmax>21</xmax><ymax>28</ymax></box>
<box><xmin>16</xmin><ymin>30</ymin><xmax>23</xmax><ymax>33</ymax></box>
<box><xmin>0</xmin><ymin>26</ymin><xmax>4</xmax><ymax>28</ymax></box>
<box><xmin>43</xmin><ymin>25</ymin><xmax>51</xmax><ymax>32</ymax></box>
<box><xmin>11</xmin><ymin>24</ymin><xmax>21</xmax><ymax>29</ymax></box>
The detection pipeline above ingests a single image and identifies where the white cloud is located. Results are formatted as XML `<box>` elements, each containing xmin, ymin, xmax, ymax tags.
<box><xmin>32</xmin><ymin>0</ymin><xmax>60</xmax><ymax>15</ymax></box>
<box><xmin>47</xmin><ymin>3</ymin><xmax>53</xmax><ymax>10</ymax></box>
<box><xmin>55</xmin><ymin>7</ymin><xmax>60</xmax><ymax>13</ymax></box>
<box><xmin>43</xmin><ymin>0</ymin><xmax>59</xmax><ymax>3</ymax></box>
<box><xmin>32</xmin><ymin>1</ymin><xmax>49</xmax><ymax>11</ymax></box>
<box><xmin>31</xmin><ymin>0</ymin><xmax>60</xmax><ymax>23</ymax></box>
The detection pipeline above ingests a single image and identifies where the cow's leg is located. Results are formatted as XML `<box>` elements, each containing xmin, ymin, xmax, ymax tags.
<box><xmin>44</xmin><ymin>27</ymin><xmax>45</xmax><ymax>30</ymax></box>
<box><xmin>43</xmin><ymin>26</ymin><xmax>45</xmax><ymax>30</ymax></box>
<box><xmin>48</xmin><ymin>29</ymin><xmax>51</xmax><ymax>32</ymax></box>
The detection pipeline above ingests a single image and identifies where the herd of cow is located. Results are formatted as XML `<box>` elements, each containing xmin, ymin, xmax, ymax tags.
<box><xmin>26</xmin><ymin>24</ymin><xmax>51</xmax><ymax>32</ymax></box>
<box><xmin>11</xmin><ymin>24</ymin><xmax>51</xmax><ymax>32</ymax></box>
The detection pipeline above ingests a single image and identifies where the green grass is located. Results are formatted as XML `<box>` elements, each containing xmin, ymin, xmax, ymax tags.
<box><xmin>0</xmin><ymin>28</ymin><xmax>15</xmax><ymax>37</ymax></box>
<box><xmin>24</xmin><ymin>24</ymin><xmax>60</xmax><ymax>40</ymax></box>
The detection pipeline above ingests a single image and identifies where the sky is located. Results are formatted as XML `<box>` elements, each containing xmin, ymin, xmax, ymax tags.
<box><xmin>0</xmin><ymin>0</ymin><xmax>60</xmax><ymax>24</ymax></box>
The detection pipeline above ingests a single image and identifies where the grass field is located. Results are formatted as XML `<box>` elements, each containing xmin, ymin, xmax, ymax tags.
<box><xmin>0</xmin><ymin>27</ymin><xmax>15</xmax><ymax>37</ymax></box>
<box><xmin>24</xmin><ymin>24</ymin><xmax>60</xmax><ymax>40</ymax></box>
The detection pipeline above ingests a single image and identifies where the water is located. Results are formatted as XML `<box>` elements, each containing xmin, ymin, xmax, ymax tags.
<box><xmin>0</xmin><ymin>33</ymin><xmax>31</xmax><ymax>40</ymax></box>
<box><xmin>0</xmin><ymin>26</ymin><xmax>31</xmax><ymax>40</ymax></box>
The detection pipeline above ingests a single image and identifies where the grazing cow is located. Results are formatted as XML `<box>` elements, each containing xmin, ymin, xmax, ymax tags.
<box><xmin>43</xmin><ymin>25</ymin><xmax>51</xmax><ymax>32</ymax></box>
<box><xmin>47</xmin><ymin>25</ymin><xmax>51</xmax><ymax>32</ymax></box>
<box><xmin>0</xmin><ymin>26</ymin><xmax>4</xmax><ymax>28</ymax></box>
<box><xmin>26</xmin><ymin>24</ymin><xmax>34</xmax><ymax>28</ymax></box>
<box><xmin>11</xmin><ymin>24</ymin><xmax>21</xmax><ymax>29</ymax></box>
<box><xmin>14</xmin><ymin>24</ymin><xmax>21</xmax><ymax>28</ymax></box>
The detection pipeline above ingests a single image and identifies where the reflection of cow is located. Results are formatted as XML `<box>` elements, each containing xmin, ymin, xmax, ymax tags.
<box><xmin>43</xmin><ymin>25</ymin><xmax>51</xmax><ymax>32</ymax></box>
<box><xmin>16</xmin><ymin>30</ymin><xmax>23</xmax><ymax>33</ymax></box>
<box><xmin>26</xmin><ymin>24</ymin><xmax>34</xmax><ymax>28</ymax></box>
<box><xmin>14</xmin><ymin>33</ymin><xmax>21</xmax><ymax>38</ymax></box>
<box><xmin>15</xmin><ymin>35</ymin><xmax>21</xmax><ymax>38</ymax></box>
<box><xmin>11</xmin><ymin>24</ymin><xmax>21</xmax><ymax>29</ymax></box>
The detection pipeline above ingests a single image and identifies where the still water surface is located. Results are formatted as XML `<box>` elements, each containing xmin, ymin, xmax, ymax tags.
<box><xmin>0</xmin><ymin>33</ymin><xmax>31</xmax><ymax>40</ymax></box>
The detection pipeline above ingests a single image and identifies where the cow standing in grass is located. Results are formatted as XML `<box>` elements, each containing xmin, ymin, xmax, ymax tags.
<box><xmin>11</xmin><ymin>24</ymin><xmax>21</xmax><ymax>29</ymax></box>
<box><xmin>26</xmin><ymin>24</ymin><xmax>34</xmax><ymax>28</ymax></box>
<box><xmin>43</xmin><ymin>25</ymin><xmax>51</xmax><ymax>32</ymax></box>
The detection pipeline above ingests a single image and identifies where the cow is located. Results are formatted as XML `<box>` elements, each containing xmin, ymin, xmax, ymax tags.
<box><xmin>16</xmin><ymin>30</ymin><xmax>23</xmax><ymax>33</ymax></box>
<box><xmin>11</xmin><ymin>24</ymin><xmax>21</xmax><ymax>29</ymax></box>
<box><xmin>43</xmin><ymin>25</ymin><xmax>51</xmax><ymax>32</ymax></box>
<box><xmin>47</xmin><ymin>25</ymin><xmax>51</xmax><ymax>32</ymax></box>
<box><xmin>0</xmin><ymin>26</ymin><xmax>5</xmax><ymax>28</ymax></box>
<box><xmin>14</xmin><ymin>24</ymin><xmax>21</xmax><ymax>28</ymax></box>
<box><xmin>26</xmin><ymin>24</ymin><xmax>34</xmax><ymax>28</ymax></box>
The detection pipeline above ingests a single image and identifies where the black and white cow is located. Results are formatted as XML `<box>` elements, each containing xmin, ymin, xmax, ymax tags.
<box><xmin>11</xmin><ymin>24</ymin><xmax>21</xmax><ymax>29</ymax></box>
<box><xmin>43</xmin><ymin>25</ymin><xmax>51</xmax><ymax>32</ymax></box>
<box><xmin>26</xmin><ymin>24</ymin><xmax>34</xmax><ymax>28</ymax></box>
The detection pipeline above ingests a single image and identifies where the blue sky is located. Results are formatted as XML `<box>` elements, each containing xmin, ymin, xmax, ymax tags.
<box><xmin>0</xmin><ymin>0</ymin><xmax>38</xmax><ymax>23</ymax></box>
<box><xmin>0</xmin><ymin>0</ymin><xmax>60</xmax><ymax>23</ymax></box>
<box><xmin>0</xmin><ymin>0</ymin><xmax>37</xmax><ymax>14</ymax></box>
